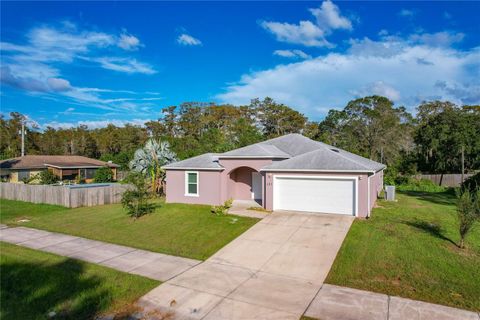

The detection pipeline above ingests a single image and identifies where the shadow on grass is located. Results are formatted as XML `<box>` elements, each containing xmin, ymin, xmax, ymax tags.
<box><xmin>1</xmin><ymin>259</ymin><xmax>110</xmax><ymax>320</ymax></box>
<box><xmin>399</xmin><ymin>189</ymin><xmax>457</xmax><ymax>206</ymax></box>
<box><xmin>404</xmin><ymin>219</ymin><xmax>457</xmax><ymax>247</ymax></box>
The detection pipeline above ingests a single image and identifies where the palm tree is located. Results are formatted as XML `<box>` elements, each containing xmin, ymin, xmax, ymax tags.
<box><xmin>129</xmin><ymin>139</ymin><xmax>177</xmax><ymax>194</ymax></box>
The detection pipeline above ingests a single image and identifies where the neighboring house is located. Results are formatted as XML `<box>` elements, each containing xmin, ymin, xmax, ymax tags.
<box><xmin>0</xmin><ymin>155</ymin><xmax>119</xmax><ymax>183</ymax></box>
<box><xmin>163</xmin><ymin>134</ymin><xmax>385</xmax><ymax>218</ymax></box>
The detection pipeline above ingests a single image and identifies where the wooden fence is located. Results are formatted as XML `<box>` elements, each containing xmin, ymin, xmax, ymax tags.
<box><xmin>415</xmin><ymin>174</ymin><xmax>474</xmax><ymax>187</ymax></box>
<box><xmin>0</xmin><ymin>183</ymin><xmax>130</xmax><ymax>208</ymax></box>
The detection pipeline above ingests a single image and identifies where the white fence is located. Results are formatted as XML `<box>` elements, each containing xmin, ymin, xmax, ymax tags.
<box><xmin>0</xmin><ymin>183</ymin><xmax>130</xmax><ymax>208</ymax></box>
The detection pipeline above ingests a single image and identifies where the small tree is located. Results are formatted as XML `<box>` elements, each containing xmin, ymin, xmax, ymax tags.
<box><xmin>456</xmin><ymin>188</ymin><xmax>480</xmax><ymax>249</ymax></box>
<box><xmin>39</xmin><ymin>170</ymin><xmax>59</xmax><ymax>185</ymax></box>
<box><xmin>94</xmin><ymin>167</ymin><xmax>114</xmax><ymax>183</ymax></box>
<box><xmin>129</xmin><ymin>139</ymin><xmax>177</xmax><ymax>195</ymax></box>
<box><xmin>121</xmin><ymin>172</ymin><xmax>156</xmax><ymax>219</ymax></box>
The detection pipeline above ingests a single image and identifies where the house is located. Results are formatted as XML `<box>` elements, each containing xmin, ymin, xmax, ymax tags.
<box><xmin>0</xmin><ymin>155</ymin><xmax>119</xmax><ymax>183</ymax></box>
<box><xmin>163</xmin><ymin>134</ymin><xmax>385</xmax><ymax>218</ymax></box>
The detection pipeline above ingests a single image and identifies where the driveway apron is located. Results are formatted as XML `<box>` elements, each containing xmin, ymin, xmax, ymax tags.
<box><xmin>138</xmin><ymin>211</ymin><xmax>354</xmax><ymax>319</ymax></box>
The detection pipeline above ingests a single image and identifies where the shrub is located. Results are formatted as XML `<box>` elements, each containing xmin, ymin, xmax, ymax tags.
<box><xmin>39</xmin><ymin>170</ymin><xmax>59</xmax><ymax>185</ymax></box>
<box><xmin>461</xmin><ymin>172</ymin><xmax>480</xmax><ymax>195</ymax></box>
<box><xmin>211</xmin><ymin>199</ymin><xmax>233</xmax><ymax>216</ymax></box>
<box><xmin>121</xmin><ymin>172</ymin><xmax>156</xmax><ymax>219</ymax></box>
<box><xmin>396</xmin><ymin>178</ymin><xmax>446</xmax><ymax>192</ymax></box>
<box><xmin>94</xmin><ymin>167</ymin><xmax>114</xmax><ymax>183</ymax></box>
<box><xmin>27</xmin><ymin>170</ymin><xmax>58</xmax><ymax>185</ymax></box>
<box><xmin>456</xmin><ymin>188</ymin><xmax>480</xmax><ymax>248</ymax></box>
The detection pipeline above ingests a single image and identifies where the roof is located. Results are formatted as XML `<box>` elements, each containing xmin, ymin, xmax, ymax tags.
<box><xmin>162</xmin><ymin>153</ymin><xmax>223</xmax><ymax>170</ymax></box>
<box><xmin>163</xmin><ymin>133</ymin><xmax>385</xmax><ymax>173</ymax></box>
<box><xmin>220</xmin><ymin>144</ymin><xmax>290</xmax><ymax>158</ymax></box>
<box><xmin>0</xmin><ymin>155</ymin><xmax>119</xmax><ymax>170</ymax></box>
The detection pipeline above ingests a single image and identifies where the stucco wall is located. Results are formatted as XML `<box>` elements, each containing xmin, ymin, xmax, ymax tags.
<box><xmin>228</xmin><ymin>166</ymin><xmax>255</xmax><ymax>200</ymax></box>
<box><xmin>369</xmin><ymin>169</ymin><xmax>384</xmax><ymax>213</ymax></box>
<box><xmin>165</xmin><ymin>169</ymin><xmax>222</xmax><ymax>205</ymax></box>
<box><xmin>218</xmin><ymin>158</ymin><xmax>273</xmax><ymax>203</ymax></box>
<box><xmin>264</xmin><ymin>171</ymin><xmax>370</xmax><ymax>218</ymax></box>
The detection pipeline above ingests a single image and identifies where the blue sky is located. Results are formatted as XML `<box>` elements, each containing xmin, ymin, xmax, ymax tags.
<box><xmin>1</xmin><ymin>1</ymin><xmax>479</xmax><ymax>128</ymax></box>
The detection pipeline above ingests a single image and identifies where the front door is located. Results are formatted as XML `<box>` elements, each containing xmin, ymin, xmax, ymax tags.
<box><xmin>251</xmin><ymin>172</ymin><xmax>262</xmax><ymax>200</ymax></box>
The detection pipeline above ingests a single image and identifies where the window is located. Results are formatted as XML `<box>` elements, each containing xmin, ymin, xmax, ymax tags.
<box><xmin>185</xmin><ymin>171</ymin><xmax>199</xmax><ymax>196</ymax></box>
<box><xmin>18</xmin><ymin>170</ymin><xmax>30</xmax><ymax>181</ymax></box>
<box><xmin>85</xmin><ymin>169</ymin><xmax>96</xmax><ymax>179</ymax></box>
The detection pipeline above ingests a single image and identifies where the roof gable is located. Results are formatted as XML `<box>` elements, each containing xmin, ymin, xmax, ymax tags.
<box><xmin>162</xmin><ymin>153</ymin><xmax>223</xmax><ymax>170</ymax></box>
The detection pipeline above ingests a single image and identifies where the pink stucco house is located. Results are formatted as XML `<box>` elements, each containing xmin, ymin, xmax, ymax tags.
<box><xmin>163</xmin><ymin>134</ymin><xmax>385</xmax><ymax>218</ymax></box>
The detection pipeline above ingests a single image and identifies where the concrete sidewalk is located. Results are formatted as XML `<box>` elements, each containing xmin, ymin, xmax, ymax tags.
<box><xmin>0</xmin><ymin>226</ymin><xmax>200</xmax><ymax>281</ymax></box>
<box><xmin>305</xmin><ymin>284</ymin><xmax>479</xmax><ymax>320</ymax></box>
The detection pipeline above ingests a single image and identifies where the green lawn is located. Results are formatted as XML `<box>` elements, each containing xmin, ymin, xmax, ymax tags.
<box><xmin>0</xmin><ymin>242</ymin><xmax>159</xmax><ymax>320</ymax></box>
<box><xmin>0</xmin><ymin>199</ymin><xmax>259</xmax><ymax>260</ymax></box>
<box><xmin>326</xmin><ymin>190</ymin><xmax>480</xmax><ymax>312</ymax></box>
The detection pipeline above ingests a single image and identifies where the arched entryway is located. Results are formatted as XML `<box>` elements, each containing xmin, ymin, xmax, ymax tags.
<box><xmin>228</xmin><ymin>166</ymin><xmax>262</xmax><ymax>203</ymax></box>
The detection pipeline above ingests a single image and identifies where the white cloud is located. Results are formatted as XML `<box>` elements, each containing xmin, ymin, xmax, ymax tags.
<box><xmin>43</xmin><ymin>118</ymin><xmax>150</xmax><ymax>129</ymax></box>
<box><xmin>399</xmin><ymin>9</ymin><xmax>415</xmax><ymax>17</ymax></box>
<box><xmin>0</xmin><ymin>21</ymin><xmax>155</xmax><ymax>97</ymax></box>
<box><xmin>309</xmin><ymin>0</ymin><xmax>352</xmax><ymax>30</ymax></box>
<box><xmin>409</xmin><ymin>31</ymin><xmax>464</xmax><ymax>47</ymax></box>
<box><xmin>273</xmin><ymin>49</ymin><xmax>311</xmax><ymax>59</ymax></box>
<box><xmin>177</xmin><ymin>34</ymin><xmax>202</xmax><ymax>46</ymax></box>
<box><xmin>261</xmin><ymin>21</ymin><xmax>330</xmax><ymax>47</ymax></box>
<box><xmin>46</xmin><ymin>78</ymin><xmax>72</xmax><ymax>92</ymax></box>
<box><xmin>352</xmin><ymin>81</ymin><xmax>401</xmax><ymax>101</ymax></box>
<box><xmin>216</xmin><ymin>37</ymin><xmax>480</xmax><ymax>117</ymax></box>
<box><xmin>261</xmin><ymin>0</ymin><xmax>352</xmax><ymax>47</ymax></box>
<box><xmin>91</xmin><ymin>57</ymin><xmax>156</xmax><ymax>74</ymax></box>
<box><xmin>118</xmin><ymin>32</ymin><xmax>142</xmax><ymax>50</ymax></box>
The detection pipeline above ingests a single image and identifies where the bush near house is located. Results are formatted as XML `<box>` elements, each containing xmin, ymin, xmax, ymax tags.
<box><xmin>38</xmin><ymin>170</ymin><xmax>59</xmax><ymax>185</ymax></box>
<box><xmin>94</xmin><ymin>166</ymin><xmax>114</xmax><ymax>183</ymax></box>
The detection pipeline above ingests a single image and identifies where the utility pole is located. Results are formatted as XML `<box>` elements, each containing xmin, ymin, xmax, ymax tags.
<box><xmin>461</xmin><ymin>145</ymin><xmax>465</xmax><ymax>183</ymax></box>
<box><xmin>20</xmin><ymin>122</ymin><xmax>25</xmax><ymax>157</ymax></box>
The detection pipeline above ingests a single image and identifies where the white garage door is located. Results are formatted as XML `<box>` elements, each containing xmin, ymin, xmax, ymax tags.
<box><xmin>274</xmin><ymin>176</ymin><xmax>356</xmax><ymax>215</ymax></box>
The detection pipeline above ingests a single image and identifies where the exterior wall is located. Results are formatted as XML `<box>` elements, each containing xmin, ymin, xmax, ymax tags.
<box><xmin>218</xmin><ymin>158</ymin><xmax>274</xmax><ymax>203</ymax></box>
<box><xmin>7</xmin><ymin>169</ymin><xmax>44</xmax><ymax>183</ymax></box>
<box><xmin>228</xmin><ymin>166</ymin><xmax>256</xmax><ymax>200</ymax></box>
<box><xmin>264</xmin><ymin>171</ymin><xmax>370</xmax><ymax>218</ymax></box>
<box><xmin>369</xmin><ymin>169</ymin><xmax>384</xmax><ymax>213</ymax></box>
<box><xmin>165</xmin><ymin>169</ymin><xmax>222</xmax><ymax>205</ymax></box>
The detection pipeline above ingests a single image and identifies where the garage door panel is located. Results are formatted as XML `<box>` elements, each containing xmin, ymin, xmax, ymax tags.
<box><xmin>274</xmin><ymin>177</ymin><xmax>355</xmax><ymax>215</ymax></box>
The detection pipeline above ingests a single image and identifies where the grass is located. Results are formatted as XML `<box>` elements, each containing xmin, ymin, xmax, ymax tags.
<box><xmin>0</xmin><ymin>242</ymin><xmax>159</xmax><ymax>320</ymax></box>
<box><xmin>326</xmin><ymin>189</ymin><xmax>480</xmax><ymax>312</ymax></box>
<box><xmin>0</xmin><ymin>199</ymin><xmax>259</xmax><ymax>260</ymax></box>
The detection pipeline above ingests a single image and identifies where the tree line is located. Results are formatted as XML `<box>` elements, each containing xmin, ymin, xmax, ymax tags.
<box><xmin>1</xmin><ymin>96</ymin><xmax>479</xmax><ymax>177</ymax></box>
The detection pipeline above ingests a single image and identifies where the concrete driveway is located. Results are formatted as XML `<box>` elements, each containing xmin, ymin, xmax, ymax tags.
<box><xmin>139</xmin><ymin>211</ymin><xmax>354</xmax><ymax>319</ymax></box>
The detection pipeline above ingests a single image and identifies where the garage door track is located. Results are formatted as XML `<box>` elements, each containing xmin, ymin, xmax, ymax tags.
<box><xmin>139</xmin><ymin>211</ymin><xmax>354</xmax><ymax>319</ymax></box>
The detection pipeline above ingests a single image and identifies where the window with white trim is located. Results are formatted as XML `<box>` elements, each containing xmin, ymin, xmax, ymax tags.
<box><xmin>185</xmin><ymin>171</ymin><xmax>199</xmax><ymax>196</ymax></box>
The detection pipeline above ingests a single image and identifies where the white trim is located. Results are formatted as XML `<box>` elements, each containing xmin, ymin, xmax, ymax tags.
<box><xmin>184</xmin><ymin>171</ymin><xmax>199</xmax><ymax>197</ymax></box>
<box><xmin>163</xmin><ymin>167</ymin><xmax>224</xmax><ymax>171</ymax></box>
<box><xmin>273</xmin><ymin>174</ymin><xmax>359</xmax><ymax>217</ymax></box>
<box><xmin>261</xmin><ymin>168</ymin><xmax>375</xmax><ymax>174</ymax></box>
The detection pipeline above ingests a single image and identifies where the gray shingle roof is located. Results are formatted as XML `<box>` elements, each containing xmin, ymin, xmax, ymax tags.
<box><xmin>163</xmin><ymin>134</ymin><xmax>385</xmax><ymax>172</ymax></box>
<box><xmin>261</xmin><ymin>133</ymin><xmax>326</xmax><ymax>157</ymax></box>
<box><xmin>261</xmin><ymin>147</ymin><xmax>384</xmax><ymax>172</ymax></box>
<box><xmin>220</xmin><ymin>144</ymin><xmax>290</xmax><ymax>158</ymax></box>
<box><xmin>162</xmin><ymin>153</ymin><xmax>223</xmax><ymax>170</ymax></box>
